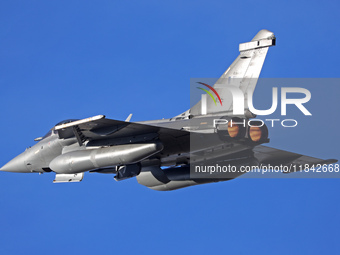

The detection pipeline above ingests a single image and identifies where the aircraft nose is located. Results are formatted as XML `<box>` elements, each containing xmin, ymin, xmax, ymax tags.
<box><xmin>0</xmin><ymin>153</ymin><xmax>29</xmax><ymax>173</ymax></box>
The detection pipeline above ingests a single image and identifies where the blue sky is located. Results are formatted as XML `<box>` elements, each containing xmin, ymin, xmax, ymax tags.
<box><xmin>0</xmin><ymin>0</ymin><xmax>339</xmax><ymax>254</ymax></box>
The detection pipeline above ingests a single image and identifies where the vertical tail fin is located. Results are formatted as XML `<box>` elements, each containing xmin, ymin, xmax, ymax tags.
<box><xmin>187</xmin><ymin>29</ymin><xmax>276</xmax><ymax>118</ymax></box>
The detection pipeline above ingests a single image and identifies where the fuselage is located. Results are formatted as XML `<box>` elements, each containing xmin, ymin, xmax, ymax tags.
<box><xmin>0</xmin><ymin>114</ymin><xmax>255</xmax><ymax>174</ymax></box>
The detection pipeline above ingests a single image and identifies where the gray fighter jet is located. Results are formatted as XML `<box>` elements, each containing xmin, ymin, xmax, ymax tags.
<box><xmin>1</xmin><ymin>30</ymin><xmax>337</xmax><ymax>191</ymax></box>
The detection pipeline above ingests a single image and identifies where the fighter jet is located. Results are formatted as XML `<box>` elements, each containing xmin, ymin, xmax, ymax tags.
<box><xmin>1</xmin><ymin>30</ymin><xmax>337</xmax><ymax>191</ymax></box>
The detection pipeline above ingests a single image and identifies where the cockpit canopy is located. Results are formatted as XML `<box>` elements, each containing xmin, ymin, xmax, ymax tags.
<box><xmin>42</xmin><ymin>130</ymin><xmax>55</xmax><ymax>140</ymax></box>
<box><xmin>41</xmin><ymin>119</ymin><xmax>79</xmax><ymax>140</ymax></box>
<box><xmin>54</xmin><ymin>119</ymin><xmax>79</xmax><ymax>126</ymax></box>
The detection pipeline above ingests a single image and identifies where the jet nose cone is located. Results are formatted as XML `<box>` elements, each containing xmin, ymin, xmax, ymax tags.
<box><xmin>0</xmin><ymin>153</ymin><xmax>28</xmax><ymax>173</ymax></box>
